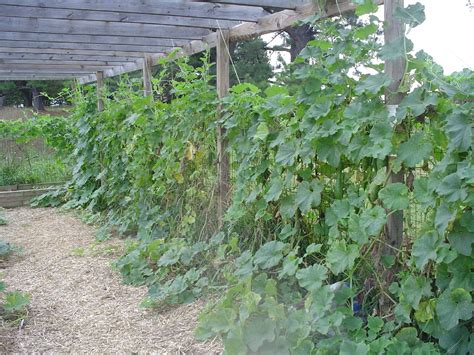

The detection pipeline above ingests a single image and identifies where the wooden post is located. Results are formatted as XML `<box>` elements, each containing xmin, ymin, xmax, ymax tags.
<box><xmin>143</xmin><ymin>55</ymin><xmax>152</xmax><ymax>97</ymax></box>
<box><xmin>384</xmin><ymin>1</ymin><xmax>405</xmax><ymax>255</ymax></box>
<box><xmin>96</xmin><ymin>71</ymin><xmax>104</xmax><ymax>112</ymax></box>
<box><xmin>216</xmin><ymin>30</ymin><xmax>231</xmax><ymax>228</ymax></box>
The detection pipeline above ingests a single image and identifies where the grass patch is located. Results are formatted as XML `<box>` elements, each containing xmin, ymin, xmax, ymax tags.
<box><xmin>0</xmin><ymin>153</ymin><xmax>70</xmax><ymax>186</ymax></box>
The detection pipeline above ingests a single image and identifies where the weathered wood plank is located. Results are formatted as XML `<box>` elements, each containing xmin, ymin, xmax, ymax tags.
<box><xmin>0</xmin><ymin>188</ymin><xmax>57</xmax><ymax>208</ymax></box>
<box><xmin>0</xmin><ymin>0</ymin><xmax>268</xmax><ymax>21</ymax></box>
<box><xmin>216</xmin><ymin>29</ymin><xmax>231</xmax><ymax>228</ymax></box>
<box><xmin>0</xmin><ymin>4</ymin><xmax>242</xmax><ymax>29</ymax></box>
<box><xmin>384</xmin><ymin>0</ymin><xmax>405</xmax><ymax>254</ymax></box>
<box><xmin>0</xmin><ymin>64</ymin><xmax>114</xmax><ymax>70</ymax></box>
<box><xmin>143</xmin><ymin>55</ymin><xmax>152</xmax><ymax>97</ymax></box>
<box><xmin>0</xmin><ymin>31</ymin><xmax>184</xmax><ymax>48</ymax></box>
<box><xmin>0</xmin><ymin>47</ymin><xmax>154</xmax><ymax>58</ymax></box>
<box><xmin>97</xmin><ymin>71</ymin><xmax>104</xmax><ymax>112</ymax></box>
<box><xmin>0</xmin><ymin>74</ymin><xmax>79</xmax><ymax>80</ymax></box>
<box><xmin>0</xmin><ymin>182</ymin><xmax>64</xmax><ymax>192</ymax></box>
<box><xmin>0</xmin><ymin>39</ymin><xmax>171</xmax><ymax>54</ymax></box>
<box><xmin>197</xmin><ymin>0</ymin><xmax>307</xmax><ymax>9</ymax></box>
<box><xmin>0</xmin><ymin>17</ymin><xmax>211</xmax><ymax>40</ymax></box>
<box><xmin>0</xmin><ymin>59</ymin><xmax>129</xmax><ymax>66</ymax></box>
<box><xmin>0</xmin><ymin>52</ymin><xmax>140</xmax><ymax>63</ymax></box>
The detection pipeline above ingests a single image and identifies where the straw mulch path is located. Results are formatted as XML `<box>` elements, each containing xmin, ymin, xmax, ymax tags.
<box><xmin>0</xmin><ymin>207</ymin><xmax>220</xmax><ymax>353</ymax></box>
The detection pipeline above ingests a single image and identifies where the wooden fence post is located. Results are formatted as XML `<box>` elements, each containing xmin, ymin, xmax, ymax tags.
<box><xmin>96</xmin><ymin>71</ymin><xmax>104</xmax><ymax>112</ymax></box>
<box><xmin>143</xmin><ymin>55</ymin><xmax>152</xmax><ymax>97</ymax></box>
<box><xmin>384</xmin><ymin>0</ymin><xmax>405</xmax><ymax>253</ymax></box>
<box><xmin>216</xmin><ymin>30</ymin><xmax>231</xmax><ymax>228</ymax></box>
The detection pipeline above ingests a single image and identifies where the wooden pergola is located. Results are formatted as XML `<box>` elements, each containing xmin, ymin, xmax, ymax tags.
<box><xmin>0</xmin><ymin>0</ymin><xmax>376</xmax><ymax>83</ymax></box>
<box><xmin>2</xmin><ymin>0</ymin><xmax>406</xmax><ymax>244</ymax></box>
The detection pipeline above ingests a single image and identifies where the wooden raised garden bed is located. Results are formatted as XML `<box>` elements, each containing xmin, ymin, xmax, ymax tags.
<box><xmin>0</xmin><ymin>182</ymin><xmax>63</xmax><ymax>208</ymax></box>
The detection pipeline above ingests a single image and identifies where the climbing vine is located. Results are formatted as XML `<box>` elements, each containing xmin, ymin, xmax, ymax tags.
<box><xmin>1</xmin><ymin>2</ymin><xmax>472</xmax><ymax>353</ymax></box>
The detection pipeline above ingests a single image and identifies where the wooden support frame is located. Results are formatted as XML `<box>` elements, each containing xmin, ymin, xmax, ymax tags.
<box><xmin>143</xmin><ymin>55</ymin><xmax>153</xmax><ymax>97</ymax></box>
<box><xmin>96</xmin><ymin>71</ymin><xmax>104</xmax><ymax>112</ymax></box>
<box><xmin>216</xmin><ymin>29</ymin><xmax>231</xmax><ymax>227</ymax></box>
<box><xmin>384</xmin><ymin>0</ymin><xmax>405</xmax><ymax>254</ymax></box>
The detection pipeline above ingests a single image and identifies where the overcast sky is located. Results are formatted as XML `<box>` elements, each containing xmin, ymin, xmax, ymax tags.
<box><xmin>266</xmin><ymin>0</ymin><xmax>474</xmax><ymax>74</ymax></box>
<box><xmin>386</xmin><ymin>0</ymin><xmax>473</xmax><ymax>73</ymax></box>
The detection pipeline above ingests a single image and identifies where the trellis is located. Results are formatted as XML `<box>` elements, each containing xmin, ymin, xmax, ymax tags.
<box><xmin>2</xmin><ymin>0</ymin><xmax>406</xmax><ymax>245</ymax></box>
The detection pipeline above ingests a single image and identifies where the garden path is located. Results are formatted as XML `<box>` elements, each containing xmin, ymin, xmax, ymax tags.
<box><xmin>0</xmin><ymin>207</ymin><xmax>220</xmax><ymax>353</ymax></box>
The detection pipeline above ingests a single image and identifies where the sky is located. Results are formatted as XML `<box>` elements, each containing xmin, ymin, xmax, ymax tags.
<box><xmin>265</xmin><ymin>0</ymin><xmax>474</xmax><ymax>74</ymax></box>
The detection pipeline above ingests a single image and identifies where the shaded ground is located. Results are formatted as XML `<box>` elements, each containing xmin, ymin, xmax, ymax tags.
<box><xmin>0</xmin><ymin>207</ymin><xmax>220</xmax><ymax>353</ymax></box>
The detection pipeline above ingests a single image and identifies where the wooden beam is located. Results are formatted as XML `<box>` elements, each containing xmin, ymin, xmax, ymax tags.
<box><xmin>216</xmin><ymin>29</ymin><xmax>231</xmax><ymax>228</ymax></box>
<box><xmin>0</xmin><ymin>39</ymin><xmax>171</xmax><ymax>54</ymax></box>
<box><xmin>0</xmin><ymin>52</ymin><xmax>139</xmax><ymax>63</ymax></box>
<box><xmin>79</xmin><ymin>0</ymin><xmax>380</xmax><ymax>84</ymax></box>
<box><xmin>0</xmin><ymin>64</ymin><xmax>114</xmax><ymax>71</ymax></box>
<box><xmin>0</xmin><ymin>0</ymin><xmax>268</xmax><ymax>22</ymax></box>
<box><xmin>197</xmin><ymin>0</ymin><xmax>308</xmax><ymax>9</ymax></box>
<box><xmin>143</xmin><ymin>55</ymin><xmax>152</xmax><ymax>97</ymax></box>
<box><xmin>0</xmin><ymin>31</ymin><xmax>186</xmax><ymax>48</ymax></box>
<box><xmin>96</xmin><ymin>71</ymin><xmax>104</xmax><ymax>112</ymax></box>
<box><xmin>383</xmin><ymin>0</ymin><xmax>405</xmax><ymax>258</ymax></box>
<box><xmin>0</xmin><ymin>47</ymin><xmax>156</xmax><ymax>58</ymax></box>
<box><xmin>0</xmin><ymin>17</ymin><xmax>211</xmax><ymax>40</ymax></box>
<box><xmin>0</xmin><ymin>74</ymin><xmax>78</xmax><ymax>80</ymax></box>
<box><xmin>0</xmin><ymin>4</ymin><xmax>242</xmax><ymax>29</ymax></box>
<box><xmin>0</xmin><ymin>59</ymin><xmax>129</xmax><ymax>66</ymax></box>
<box><xmin>0</xmin><ymin>69</ymin><xmax>96</xmax><ymax>74</ymax></box>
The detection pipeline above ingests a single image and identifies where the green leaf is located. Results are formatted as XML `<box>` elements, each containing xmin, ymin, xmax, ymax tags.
<box><xmin>275</xmin><ymin>140</ymin><xmax>299</xmax><ymax>166</ymax></box>
<box><xmin>280</xmin><ymin>194</ymin><xmax>297</xmax><ymax>219</ymax></box>
<box><xmin>379</xmin><ymin>37</ymin><xmax>414</xmax><ymax>61</ymax></box>
<box><xmin>445</xmin><ymin>110</ymin><xmax>472</xmax><ymax>152</ymax></box>
<box><xmin>305</xmin><ymin>101</ymin><xmax>331</xmax><ymax>120</ymax></box>
<box><xmin>264</xmin><ymin>178</ymin><xmax>283</xmax><ymax>202</ymax></box>
<box><xmin>400</xmin><ymin>275</ymin><xmax>432</xmax><ymax>309</ymax></box>
<box><xmin>397</xmin><ymin>88</ymin><xmax>437</xmax><ymax>118</ymax></box>
<box><xmin>378</xmin><ymin>183</ymin><xmax>409</xmax><ymax>210</ymax></box>
<box><xmin>438</xmin><ymin>325</ymin><xmax>471</xmax><ymax>354</ymax></box>
<box><xmin>436</xmin><ymin>288</ymin><xmax>473</xmax><ymax>330</ymax></box>
<box><xmin>326</xmin><ymin>240</ymin><xmax>359</xmax><ymax>275</ymax></box>
<box><xmin>448</xmin><ymin>221</ymin><xmax>473</xmax><ymax>256</ymax></box>
<box><xmin>340</xmin><ymin>340</ymin><xmax>368</xmax><ymax>355</ymax></box>
<box><xmin>412</xmin><ymin>232</ymin><xmax>439</xmax><ymax>270</ymax></box>
<box><xmin>355</xmin><ymin>73</ymin><xmax>392</xmax><ymax>95</ymax></box>
<box><xmin>254</xmin><ymin>122</ymin><xmax>269</xmax><ymax>141</ymax></box>
<box><xmin>413</xmin><ymin>178</ymin><xmax>434</xmax><ymax>209</ymax></box>
<box><xmin>435</xmin><ymin>203</ymin><xmax>454</xmax><ymax>235</ymax></box>
<box><xmin>296</xmin><ymin>264</ymin><xmax>328</xmax><ymax>292</ymax></box>
<box><xmin>326</xmin><ymin>199</ymin><xmax>351</xmax><ymax>227</ymax></box>
<box><xmin>254</xmin><ymin>241</ymin><xmax>286</xmax><ymax>269</ymax></box>
<box><xmin>395</xmin><ymin>327</ymin><xmax>418</xmax><ymax>346</ymax></box>
<box><xmin>394</xmin><ymin>3</ymin><xmax>426</xmax><ymax>28</ymax></box>
<box><xmin>396</xmin><ymin>133</ymin><xmax>432</xmax><ymax>168</ymax></box>
<box><xmin>436</xmin><ymin>173</ymin><xmax>467</xmax><ymax>202</ymax></box>
<box><xmin>295</xmin><ymin>180</ymin><xmax>323</xmax><ymax>213</ymax></box>
<box><xmin>308</xmin><ymin>285</ymin><xmax>334</xmax><ymax>314</ymax></box>
<box><xmin>354</xmin><ymin>23</ymin><xmax>378</xmax><ymax>40</ymax></box>
<box><xmin>355</xmin><ymin>0</ymin><xmax>379</xmax><ymax>16</ymax></box>
<box><xmin>243</xmin><ymin>316</ymin><xmax>276</xmax><ymax>352</ymax></box>
<box><xmin>448</xmin><ymin>256</ymin><xmax>474</xmax><ymax>292</ymax></box>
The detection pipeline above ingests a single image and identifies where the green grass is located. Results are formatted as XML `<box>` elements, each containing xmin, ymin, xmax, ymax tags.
<box><xmin>0</xmin><ymin>154</ymin><xmax>70</xmax><ymax>186</ymax></box>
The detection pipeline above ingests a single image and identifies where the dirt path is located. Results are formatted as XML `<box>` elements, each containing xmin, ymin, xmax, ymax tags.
<box><xmin>0</xmin><ymin>207</ymin><xmax>220</xmax><ymax>353</ymax></box>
